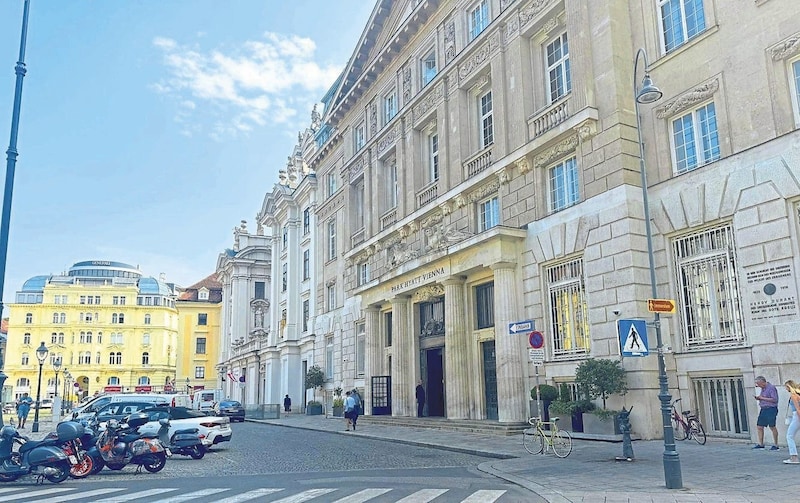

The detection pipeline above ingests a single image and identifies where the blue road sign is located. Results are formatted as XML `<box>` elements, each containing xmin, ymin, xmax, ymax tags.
<box><xmin>508</xmin><ymin>320</ymin><xmax>534</xmax><ymax>334</ymax></box>
<box><xmin>617</xmin><ymin>319</ymin><xmax>649</xmax><ymax>357</ymax></box>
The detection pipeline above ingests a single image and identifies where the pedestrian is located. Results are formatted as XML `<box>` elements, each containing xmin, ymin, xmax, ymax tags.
<box><xmin>753</xmin><ymin>375</ymin><xmax>780</xmax><ymax>450</ymax></box>
<box><xmin>283</xmin><ymin>394</ymin><xmax>292</xmax><ymax>413</ymax></box>
<box><xmin>783</xmin><ymin>380</ymin><xmax>800</xmax><ymax>464</ymax></box>
<box><xmin>351</xmin><ymin>389</ymin><xmax>362</xmax><ymax>429</ymax></box>
<box><xmin>16</xmin><ymin>393</ymin><xmax>33</xmax><ymax>429</ymax></box>
<box><xmin>344</xmin><ymin>391</ymin><xmax>357</xmax><ymax>431</ymax></box>
<box><xmin>415</xmin><ymin>380</ymin><xmax>426</xmax><ymax>418</ymax></box>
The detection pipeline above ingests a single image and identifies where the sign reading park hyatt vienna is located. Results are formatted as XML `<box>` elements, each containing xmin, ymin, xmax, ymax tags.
<box><xmin>389</xmin><ymin>266</ymin><xmax>447</xmax><ymax>294</ymax></box>
<box><xmin>745</xmin><ymin>260</ymin><xmax>799</xmax><ymax>323</ymax></box>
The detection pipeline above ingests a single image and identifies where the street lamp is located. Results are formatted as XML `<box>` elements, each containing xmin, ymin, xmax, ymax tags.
<box><xmin>633</xmin><ymin>47</ymin><xmax>682</xmax><ymax>489</ymax></box>
<box><xmin>0</xmin><ymin>353</ymin><xmax>7</xmax><ymax>427</ymax></box>
<box><xmin>52</xmin><ymin>356</ymin><xmax>62</xmax><ymax>422</ymax></box>
<box><xmin>32</xmin><ymin>342</ymin><xmax>48</xmax><ymax>432</ymax></box>
<box><xmin>61</xmin><ymin>369</ymin><xmax>69</xmax><ymax>414</ymax></box>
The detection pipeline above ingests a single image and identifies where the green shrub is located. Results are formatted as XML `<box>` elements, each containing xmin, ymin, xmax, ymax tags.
<box><xmin>307</xmin><ymin>400</ymin><xmax>321</xmax><ymax>406</ymax></box>
<box><xmin>305</xmin><ymin>365</ymin><xmax>325</xmax><ymax>390</ymax></box>
<box><xmin>333</xmin><ymin>397</ymin><xmax>344</xmax><ymax>408</ymax></box>
<box><xmin>530</xmin><ymin>384</ymin><xmax>559</xmax><ymax>401</ymax></box>
<box><xmin>574</xmin><ymin>358</ymin><xmax>628</xmax><ymax>409</ymax></box>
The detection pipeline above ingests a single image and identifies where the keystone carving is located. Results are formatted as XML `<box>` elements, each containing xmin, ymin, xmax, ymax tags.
<box><xmin>655</xmin><ymin>79</ymin><xmax>719</xmax><ymax>119</ymax></box>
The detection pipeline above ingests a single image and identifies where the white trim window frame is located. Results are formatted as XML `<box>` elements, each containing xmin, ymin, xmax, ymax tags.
<box><xmin>387</xmin><ymin>159</ymin><xmax>398</xmax><ymax>209</ymax></box>
<box><xmin>327</xmin><ymin>171</ymin><xmax>338</xmax><ymax>197</ymax></box>
<box><xmin>479</xmin><ymin>89</ymin><xmax>494</xmax><ymax>149</ymax></box>
<box><xmin>325</xmin><ymin>336</ymin><xmax>334</xmax><ymax>379</ymax></box>
<box><xmin>357</xmin><ymin>261</ymin><xmax>369</xmax><ymax>286</ymax></box>
<box><xmin>673</xmin><ymin>225</ymin><xmax>745</xmax><ymax>350</ymax></box>
<box><xmin>354</xmin><ymin>121</ymin><xmax>366</xmax><ymax>152</ymax></box>
<box><xmin>421</xmin><ymin>48</ymin><xmax>437</xmax><ymax>86</ymax></box>
<box><xmin>327</xmin><ymin>219</ymin><xmax>337</xmax><ymax>261</ymax></box>
<box><xmin>670</xmin><ymin>101</ymin><xmax>720</xmax><ymax>174</ymax></box>
<box><xmin>384</xmin><ymin>89</ymin><xmax>398</xmax><ymax>125</ymax></box>
<box><xmin>546</xmin><ymin>32</ymin><xmax>571</xmax><ymax>103</ymax></box>
<box><xmin>790</xmin><ymin>57</ymin><xmax>800</xmax><ymax>128</ymax></box>
<box><xmin>658</xmin><ymin>0</ymin><xmax>707</xmax><ymax>53</ymax></box>
<box><xmin>546</xmin><ymin>258</ymin><xmax>590</xmax><ymax>358</ymax></box>
<box><xmin>549</xmin><ymin>156</ymin><xmax>580</xmax><ymax>212</ymax></box>
<box><xmin>326</xmin><ymin>284</ymin><xmax>336</xmax><ymax>312</ymax></box>
<box><xmin>354</xmin><ymin>180</ymin><xmax>365</xmax><ymax>229</ymax></box>
<box><xmin>428</xmin><ymin>130</ymin><xmax>439</xmax><ymax>182</ymax></box>
<box><xmin>468</xmin><ymin>0</ymin><xmax>489</xmax><ymax>42</ymax></box>
<box><xmin>478</xmin><ymin>195</ymin><xmax>500</xmax><ymax>232</ymax></box>
<box><xmin>356</xmin><ymin>322</ymin><xmax>366</xmax><ymax>376</ymax></box>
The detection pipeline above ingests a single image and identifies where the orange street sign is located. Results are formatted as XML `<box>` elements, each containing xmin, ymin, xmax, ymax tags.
<box><xmin>648</xmin><ymin>298</ymin><xmax>676</xmax><ymax>313</ymax></box>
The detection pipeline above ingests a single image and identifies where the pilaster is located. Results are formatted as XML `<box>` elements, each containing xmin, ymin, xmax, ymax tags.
<box><xmin>391</xmin><ymin>295</ymin><xmax>413</xmax><ymax>416</ymax></box>
<box><xmin>443</xmin><ymin>277</ymin><xmax>470</xmax><ymax>419</ymax></box>
<box><xmin>364</xmin><ymin>306</ymin><xmax>382</xmax><ymax>415</ymax></box>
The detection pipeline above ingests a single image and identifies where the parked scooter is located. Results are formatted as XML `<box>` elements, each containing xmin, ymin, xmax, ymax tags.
<box><xmin>41</xmin><ymin>421</ymin><xmax>94</xmax><ymax>479</ymax></box>
<box><xmin>156</xmin><ymin>418</ymin><xmax>205</xmax><ymax>459</ymax></box>
<box><xmin>0</xmin><ymin>423</ymin><xmax>74</xmax><ymax>483</ymax></box>
<box><xmin>95</xmin><ymin>413</ymin><xmax>167</xmax><ymax>473</ymax></box>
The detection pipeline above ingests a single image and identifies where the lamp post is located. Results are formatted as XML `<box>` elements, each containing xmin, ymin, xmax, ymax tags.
<box><xmin>32</xmin><ymin>342</ymin><xmax>48</xmax><ymax>432</ymax></box>
<box><xmin>61</xmin><ymin>369</ymin><xmax>69</xmax><ymax>414</ymax></box>
<box><xmin>0</xmin><ymin>354</ymin><xmax>7</xmax><ymax>426</ymax></box>
<box><xmin>633</xmin><ymin>47</ymin><xmax>682</xmax><ymax>489</ymax></box>
<box><xmin>52</xmin><ymin>356</ymin><xmax>62</xmax><ymax>422</ymax></box>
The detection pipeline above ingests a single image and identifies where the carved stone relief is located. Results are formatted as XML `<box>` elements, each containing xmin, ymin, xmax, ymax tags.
<box><xmin>459</xmin><ymin>33</ymin><xmax>501</xmax><ymax>81</ymax></box>
<box><xmin>402</xmin><ymin>66</ymin><xmax>412</xmax><ymax>102</ymax></box>
<box><xmin>533</xmin><ymin>134</ymin><xmax>579</xmax><ymax>169</ymax></box>
<box><xmin>425</xmin><ymin>223</ymin><xmax>473</xmax><ymax>252</ymax></box>
<box><xmin>770</xmin><ymin>33</ymin><xmax>800</xmax><ymax>61</ymax></box>
<box><xmin>369</xmin><ymin>102</ymin><xmax>378</xmax><ymax>137</ymax></box>
<box><xmin>388</xmin><ymin>241</ymin><xmax>419</xmax><ymax>268</ymax></box>
<box><xmin>519</xmin><ymin>0</ymin><xmax>557</xmax><ymax>28</ymax></box>
<box><xmin>515</xmin><ymin>156</ymin><xmax>531</xmax><ymax>175</ymax></box>
<box><xmin>414</xmin><ymin>284</ymin><xmax>445</xmax><ymax>303</ymax></box>
<box><xmin>413</xmin><ymin>83</ymin><xmax>445</xmax><ymax>124</ymax></box>
<box><xmin>655</xmin><ymin>79</ymin><xmax>720</xmax><ymax>119</ymax></box>
<box><xmin>444</xmin><ymin>21</ymin><xmax>456</xmax><ymax>64</ymax></box>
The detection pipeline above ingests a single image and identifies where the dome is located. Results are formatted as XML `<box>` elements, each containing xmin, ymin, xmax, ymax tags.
<box><xmin>138</xmin><ymin>277</ymin><xmax>172</xmax><ymax>295</ymax></box>
<box><xmin>21</xmin><ymin>275</ymin><xmax>50</xmax><ymax>292</ymax></box>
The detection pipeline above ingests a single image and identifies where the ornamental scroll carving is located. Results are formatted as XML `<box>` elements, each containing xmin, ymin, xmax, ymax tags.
<box><xmin>402</xmin><ymin>66</ymin><xmax>412</xmax><ymax>102</ymax></box>
<box><xmin>425</xmin><ymin>223</ymin><xmax>473</xmax><ymax>252</ymax></box>
<box><xmin>519</xmin><ymin>0</ymin><xmax>557</xmax><ymax>28</ymax></box>
<box><xmin>414</xmin><ymin>284</ymin><xmax>444</xmax><ymax>303</ymax></box>
<box><xmin>655</xmin><ymin>79</ymin><xmax>719</xmax><ymax>119</ymax></box>
<box><xmin>413</xmin><ymin>83</ymin><xmax>444</xmax><ymax>124</ymax></box>
<box><xmin>444</xmin><ymin>21</ymin><xmax>456</xmax><ymax>64</ymax></box>
<box><xmin>349</xmin><ymin>155</ymin><xmax>365</xmax><ymax>183</ymax></box>
<box><xmin>770</xmin><ymin>33</ymin><xmax>800</xmax><ymax>61</ymax></box>
<box><xmin>500</xmin><ymin>0</ymin><xmax>518</xmax><ymax>12</ymax></box>
<box><xmin>534</xmin><ymin>134</ymin><xmax>579</xmax><ymax>169</ymax></box>
<box><xmin>458</xmin><ymin>32</ymin><xmax>501</xmax><ymax>81</ymax></box>
<box><xmin>377</xmin><ymin>125</ymin><xmax>400</xmax><ymax>154</ymax></box>
<box><xmin>369</xmin><ymin>103</ymin><xmax>378</xmax><ymax>137</ymax></box>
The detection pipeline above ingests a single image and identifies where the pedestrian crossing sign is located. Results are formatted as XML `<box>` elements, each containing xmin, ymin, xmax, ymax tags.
<box><xmin>617</xmin><ymin>319</ymin><xmax>649</xmax><ymax>357</ymax></box>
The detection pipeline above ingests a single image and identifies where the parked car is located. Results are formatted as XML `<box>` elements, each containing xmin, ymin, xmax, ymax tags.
<box><xmin>39</xmin><ymin>398</ymin><xmax>54</xmax><ymax>409</ymax></box>
<box><xmin>216</xmin><ymin>400</ymin><xmax>245</xmax><ymax>422</ymax></box>
<box><xmin>2</xmin><ymin>402</ymin><xmax>16</xmax><ymax>414</ymax></box>
<box><xmin>139</xmin><ymin>406</ymin><xmax>232</xmax><ymax>447</ymax></box>
<box><xmin>94</xmin><ymin>401</ymin><xmax>159</xmax><ymax>425</ymax></box>
<box><xmin>72</xmin><ymin>393</ymin><xmax>169</xmax><ymax>421</ymax></box>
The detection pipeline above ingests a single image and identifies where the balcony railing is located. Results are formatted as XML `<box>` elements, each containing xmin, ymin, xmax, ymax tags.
<box><xmin>530</xmin><ymin>97</ymin><xmax>570</xmax><ymax>138</ymax></box>
<box><xmin>416</xmin><ymin>181</ymin><xmax>439</xmax><ymax>208</ymax></box>
<box><xmin>380</xmin><ymin>209</ymin><xmax>397</xmax><ymax>230</ymax></box>
<box><xmin>463</xmin><ymin>147</ymin><xmax>493</xmax><ymax>180</ymax></box>
<box><xmin>351</xmin><ymin>227</ymin><xmax>365</xmax><ymax>247</ymax></box>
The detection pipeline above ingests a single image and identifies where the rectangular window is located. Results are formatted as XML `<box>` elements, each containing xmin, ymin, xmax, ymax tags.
<box><xmin>547</xmin><ymin>258</ymin><xmax>590</xmax><ymax>357</ymax></box>
<box><xmin>354</xmin><ymin>121</ymin><xmax>366</xmax><ymax>151</ymax></box>
<box><xmin>198</xmin><ymin>313</ymin><xmax>208</xmax><ymax>326</ymax></box>
<box><xmin>468</xmin><ymin>0</ymin><xmax>489</xmax><ymax>41</ymax></box>
<box><xmin>694</xmin><ymin>376</ymin><xmax>750</xmax><ymax>437</ymax></box>
<box><xmin>356</xmin><ymin>323</ymin><xmax>366</xmax><ymax>376</ymax></box>
<box><xmin>428</xmin><ymin>132</ymin><xmax>439</xmax><ymax>182</ymax></box>
<box><xmin>546</xmin><ymin>32</ymin><xmax>571</xmax><ymax>102</ymax></box>
<box><xmin>303</xmin><ymin>207</ymin><xmax>311</xmax><ymax>235</ymax></box>
<box><xmin>357</xmin><ymin>262</ymin><xmax>369</xmax><ymax>286</ymax></box>
<box><xmin>282</xmin><ymin>226</ymin><xmax>288</xmax><ymax>250</ymax></box>
<box><xmin>302</xmin><ymin>299</ymin><xmax>310</xmax><ymax>332</ymax></box>
<box><xmin>325</xmin><ymin>336</ymin><xmax>334</xmax><ymax>379</ymax></box>
<box><xmin>303</xmin><ymin>250</ymin><xmax>310</xmax><ymax>280</ymax></box>
<box><xmin>791</xmin><ymin>59</ymin><xmax>800</xmax><ymax>127</ymax></box>
<box><xmin>421</xmin><ymin>48</ymin><xmax>437</xmax><ymax>86</ymax></box>
<box><xmin>479</xmin><ymin>90</ymin><xmax>494</xmax><ymax>148</ymax></box>
<box><xmin>195</xmin><ymin>366</ymin><xmax>205</xmax><ymax>379</ymax></box>
<box><xmin>355</xmin><ymin>181</ymin><xmax>365</xmax><ymax>229</ymax></box>
<box><xmin>475</xmin><ymin>282</ymin><xmax>495</xmax><ymax>329</ymax></box>
<box><xmin>385</xmin><ymin>312</ymin><xmax>393</xmax><ymax>347</ymax></box>
<box><xmin>327</xmin><ymin>220</ymin><xmax>337</xmax><ymax>260</ymax></box>
<box><xmin>196</xmin><ymin>337</ymin><xmax>207</xmax><ymax>354</ymax></box>
<box><xmin>549</xmin><ymin>157</ymin><xmax>580</xmax><ymax>211</ymax></box>
<box><xmin>327</xmin><ymin>172</ymin><xmax>338</xmax><ymax>197</ymax></box>
<box><xmin>673</xmin><ymin>225</ymin><xmax>744</xmax><ymax>349</ymax></box>
<box><xmin>387</xmin><ymin>160</ymin><xmax>398</xmax><ymax>209</ymax></box>
<box><xmin>255</xmin><ymin>281</ymin><xmax>265</xmax><ymax>300</ymax></box>
<box><xmin>282</xmin><ymin>263</ymin><xmax>288</xmax><ymax>292</ymax></box>
<box><xmin>672</xmin><ymin>102</ymin><xmax>720</xmax><ymax>174</ymax></box>
<box><xmin>79</xmin><ymin>296</ymin><xmax>86</xmax><ymax>305</ymax></box>
<box><xmin>659</xmin><ymin>0</ymin><xmax>706</xmax><ymax>53</ymax></box>
<box><xmin>384</xmin><ymin>90</ymin><xmax>398</xmax><ymax>125</ymax></box>
<box><xmin>478</xmin><ymin>195</ymin><xmax>500</xmax><ymax>232</ymax></box>
<box><xmin>326</xmin><ymin>284</ymin><xmax>336</xmax><ymax>311</ymax></box>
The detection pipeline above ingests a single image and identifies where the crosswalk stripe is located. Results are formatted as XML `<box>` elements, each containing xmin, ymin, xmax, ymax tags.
<box><xmin>213</xmin><ymin>488</ymin><xmax>284</xmax><ymax>503</ymax></box>
<box><xmin>148</xmin><ymin>488</ymin><xmax>231</xmax><ymax>503</ymax></box>
<box><xmin>27</xmin><ymin>488</ymin><xmax>127</xmax><ymax>503</ymax></box>
<box><xmin>331</xmin><ymin>488</ymin><xmax>393</xmax><ymax>502</ymax></box>
<box><xmin>1</xmin><ymin>487</ymin><xmax>74</xmax><ymax>501</ymax></box>
<box><xmin>91</xmin><ymin>488</ymin><xmax>179</xmax><ymax>502</ymax></box>
<box><xmin>461</xmin><ymin>490</ymin><xmax>507</xmax><ymax>503</ymax></box>
<box><xmin>270</xmin><ymin>488</ymin><xmax>337</xmax><ymax>503</ymax></box>
<box><xmin>395</xmin><ymin>489</ymin><xmax>449</xmax><ymax>503</ymax></box>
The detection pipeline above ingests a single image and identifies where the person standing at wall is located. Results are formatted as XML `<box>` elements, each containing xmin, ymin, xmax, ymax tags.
<box><xmin>753</xmin><ymin>376</ymin><xmax>780</xmax><ymax>450</ymax></box>
<box><xmin>283</xmin><ymin>394</ymin><xmax>291</xmax><ymax>413</ymax></box>
<box><xmin>16</xmin><ymin>393</ymin><xmax>33</xmax><ymax>429</ymax></box>
<box><xmin>415</xmin><ymin>380</ymin><xmax>426</xmax><ymax>418</ymax></box>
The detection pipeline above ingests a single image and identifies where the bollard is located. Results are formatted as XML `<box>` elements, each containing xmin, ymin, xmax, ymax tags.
<box><xmin>616</xmin><ymin>406</ymin><xmax>635</xmax><ymax>461</ymax></box>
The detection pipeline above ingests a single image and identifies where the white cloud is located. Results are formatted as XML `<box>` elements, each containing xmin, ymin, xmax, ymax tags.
<box><xmin>152</xmin><ymin>32</ymin><xmax>342</xmax><ymax>139</ymax></box>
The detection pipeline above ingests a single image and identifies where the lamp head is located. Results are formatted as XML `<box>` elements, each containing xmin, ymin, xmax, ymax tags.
<box><xmin>53</xmin><ymin>356</ymin><xmax>62</xmax><ymax>372</ymax></box>
<box><xmin>35</xmin><ymin>342</ymin><xmax>48</xmax><ymax>364</ymax></box>
<box><xmin>636</xmin><ymin>74</ymin><xmax>663</xmax><ymax>104</ymax></box>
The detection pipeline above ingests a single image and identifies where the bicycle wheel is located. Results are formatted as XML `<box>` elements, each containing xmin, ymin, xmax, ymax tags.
<box><xmin>550</xmin><ymin>430</ymin><xmax>573</xmax><ymax>458</ymax></box>
<box><xmin>522</xmin><ymin>427</ymin><xmax>544</xmax><ymax>454</ymax></box>
<box><xmin>689</xmin><ymin>419</ymin><xmax>706</xmax><ymax>445</ymax></box>
<box><xmin>672</xmin><ymin>415</ymin><xmax>687</xmax><ymax>441</ymax></box>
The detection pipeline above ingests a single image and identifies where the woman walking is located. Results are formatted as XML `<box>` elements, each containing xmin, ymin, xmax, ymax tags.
<box><xmin>783</xmin><ymin>380</ymin><xmax>800</xmax><ymax>464</ymax></box>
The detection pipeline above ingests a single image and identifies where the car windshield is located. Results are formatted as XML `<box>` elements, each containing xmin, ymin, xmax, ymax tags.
<box><xmin>143</xmin><ymin>406</ymin><xmax>206</xmax><ymax>420</ymax></box>
<box><xmin>220</xmin><ymin>401</ymin><xmax>240</xmax><ymax>408</ymax></box>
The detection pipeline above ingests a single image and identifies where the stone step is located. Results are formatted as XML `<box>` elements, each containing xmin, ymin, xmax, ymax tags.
<box><xmin>357</xmin><ymin>415</ymin><xmax>528</xmax><ymax>436</ymax></box>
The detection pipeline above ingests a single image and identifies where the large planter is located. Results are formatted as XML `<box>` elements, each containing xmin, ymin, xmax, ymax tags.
<box><xmin>582</xmin><ymin>413</ymin><xmax>622</xmax><ymax>435</ymax></box>
<box><xmin>529</xmin><ymin>400</ymin><xmax>552</xmax><ymax>422</ymax></box>
<box><xmin>306</xmin><ymin>403</ymin><xmax>323</xmax><ymax>415</ymax></box>
<box><xmin>332</xmin><ymin>406</ymin><xmax>344</xmax><ymax>417</ymax></box>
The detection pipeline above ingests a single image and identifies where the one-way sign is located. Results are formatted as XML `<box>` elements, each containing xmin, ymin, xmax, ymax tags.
<box><xmin>617</xmin><ymin>319</ymin><xmax>649</xmax><ymax>357</ymax></box>
<box><xmin>508</xmin><ymin>320</ymin><xmax>534</xmax><ymax>334</ymax></box>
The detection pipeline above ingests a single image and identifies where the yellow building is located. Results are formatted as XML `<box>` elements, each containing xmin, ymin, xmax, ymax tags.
<box><xmin>176</xmin><ymin>274</ymin><xmax>222</xmax><ymax>393</ymax></box>
<box><xmin>4</xmin><ymin>261</ymin><xmax>178</xmax><ymax>402</ymax></box>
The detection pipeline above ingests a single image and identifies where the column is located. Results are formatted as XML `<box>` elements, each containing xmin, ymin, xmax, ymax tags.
<box><xmin>491</xmin><ymin>262</ymin><xmax>528</xmax><ymax>423</ymax></box>
<box><xmin>364</xmin><ymin>306</ymin><xmax>382</xmax><ymax>415</ymax></box>
<box><xmin>391</xmin><ymin>296</ymin><xmax>413</xmax><ymax>416</ymax></box>
<box><xmin>443</xmin><ymin>277</ymin><xmax>470</xmax><ymax>419</ymax></box>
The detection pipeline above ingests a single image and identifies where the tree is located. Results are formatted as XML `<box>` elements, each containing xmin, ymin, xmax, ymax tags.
<box><xmin>305</xmin><ymin>365</ymin><xmax>325</xmax><ymax>390</ymax></box>
<box><xmin>574</xmin><ymin>358</ymin><xmax>627</xmax><ymax>409</ymax></box>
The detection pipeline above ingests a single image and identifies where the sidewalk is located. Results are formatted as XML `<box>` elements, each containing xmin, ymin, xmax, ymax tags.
<box><xmin>249</xmin><ymin>413</ymin><xmax>798</xmax><ymax>503</ymax></box>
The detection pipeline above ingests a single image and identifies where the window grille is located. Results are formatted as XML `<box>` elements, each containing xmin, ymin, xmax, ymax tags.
<box><xmin>693</xmin><ymin>376</ymin><xmax>750</xmax><ymax>437</ymax></box>
<box><xmin>547</xmin><ymin>258</ymin><xmax>590</xmax><ymax>357</ymax></box>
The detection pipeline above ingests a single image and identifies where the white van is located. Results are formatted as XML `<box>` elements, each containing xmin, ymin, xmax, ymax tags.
<box><xmin>169</xmin><ymin>394</ymin><xmax>192</xmax><ymax>408</ymax></box>
<box><xmin>192</xmin><ymin>389</ymin><xmax>223</xmax><ymax>413</ymax></box>
<box><xmin>72</xmin><ymin>393</ymin><xmax>169</xmax><ymax>421</ymax></box>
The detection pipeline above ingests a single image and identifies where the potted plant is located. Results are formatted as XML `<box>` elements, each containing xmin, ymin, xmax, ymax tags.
<box><xmin>306</xmin><ymin>400</ymin><xmax>323</xmax><ymax>415</ymax></box>
<box><xmin>530</xmin><ymin>383</ymin><xmax>559</xmax><ymax>422</ymax></box>
<box><xmin>574</xmin><ymin>358</ymin><xmax>628</xmax><ymax>434</ymax></box>
<box><xmin>548</xmin><ymin>396</ymin><xmax>595</xmax><ymax>432</ymax></box>
<box><xmin>332</xmin><ymin>387</ymin><xmax>344</xmax><ymax>417</ymax></box>
<box><xmin>305</xmin><ymin>365</ymin><xmax>325</xmax><ymax>414</ymax></box>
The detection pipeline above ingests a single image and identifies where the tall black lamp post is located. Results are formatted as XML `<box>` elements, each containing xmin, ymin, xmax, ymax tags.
<box><xmin>52</xmin><ymin>356</ymin><xmax>62</xmax><ymax>421</ymax></box>
<box><xmin>0</xmin><ymin>354</ymin><xmax>7</xmax><ymax>426</ymax></box>
<box><xmin>633</xmin><ymin>47</ymin><xmax>682</xmax><ymax>489</ymax></box>
<box><xmin>62</xmin><ymin>369</ymin><xmax>70</xmax><ymax>413</ymax></box>
<box><xmin>31</xmin><ymin>341</ymin><xmax>48</xmax><ymax>432</ymax></box>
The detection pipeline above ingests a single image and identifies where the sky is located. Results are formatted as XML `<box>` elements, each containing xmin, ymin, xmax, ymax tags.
<box><xmin>0</xmin><ymin>0</ymin><xmax>374</xmax><ymax>306</ymax></box>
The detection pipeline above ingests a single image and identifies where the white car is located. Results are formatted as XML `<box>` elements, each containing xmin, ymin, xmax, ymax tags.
<box><xmin>138</xmin><ymin>406</ymin><xmax>232</xmax><ymax>447</ymax></box>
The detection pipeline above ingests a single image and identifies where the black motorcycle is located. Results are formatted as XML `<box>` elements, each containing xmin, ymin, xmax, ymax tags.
<box><xmin>0</xmin><ymin>423</ymin><xmax>74</xmax><ymax>483</ymax></box>
<box><xmin>95</xmin><ymin>413</ymin><xmax>167</xmax><ymax>473</ymax></box>
<box><xmin>156</xmin><ymin>418</ymin><xmax>205</xmax><ymax>459</ymax></box>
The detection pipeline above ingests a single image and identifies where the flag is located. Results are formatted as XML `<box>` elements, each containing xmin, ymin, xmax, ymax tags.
<box><xmin>226</xmin><ymin>368</ymin><xmax>235</xmax><ymax>382</ymax></box>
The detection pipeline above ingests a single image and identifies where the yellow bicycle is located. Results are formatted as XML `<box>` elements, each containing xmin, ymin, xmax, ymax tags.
<box><xmin>522</xmin><ymin>416</ymin><xmax>573</xmax><ymax>457</ymax></box>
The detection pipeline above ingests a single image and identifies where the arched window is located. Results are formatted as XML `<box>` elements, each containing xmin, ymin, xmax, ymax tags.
<box><xmin>142</xmin><ymin>352</ymin><xmax>149</xmax><ymax>365</ymax></box>
<box><xmin>114</xmin><ymin>352</ymin><xmax>122</xmax><ymax>365</ymax></box>
<box><xmin>97</xmin><ymin>332</ymin><xmax>102</xmax><ymax>344</ymax></box>
<box><xmin>138</xmin><ymin>376</ymin><xmax>150</xmax><ymax>385</ymax></box>
<box><xmin>107</xmin><ymin>376</ymin><xmax>119</xmax><ymax>385</ymax></box>
<box><xmin>118</xmin><ymin>313</ymin><xmax>125</xmax><ymax>324</ymax></box>
<box><xmin>142</xmin><ymin>333</ymin><xmax>150</xmax><ymax>345</ymax></box>
<box><xmin>144</xmin><ymin>314</ymin><xmax>151</xmax><ymax>325</ymax></box>
<box><xmin>21</xmin><ymin>353</ymin><xmax>29</xmax><ymax>365</ymax></box>
<box><xmin>85</xmin><ymin>332</ymin><xmax>92</xmax><ymax>344</ymax></box>
<box><xmin>59</xmin><ymin>313</ymin><xmax>66</xmax><ymax>323</ymax></box>
<box><xmin>80</xmin><ymin>332</ymin><xmax>86</xmax><ymax>343</ymax></box>
<box><xmin>25</xmin><ymin>313</ymin><xmax>32</xmax><ymax>324</ymax></box>
<box><xmin>52</xmin><ymin>312</ymin><xmax>59</xmax><ymax>323</ymax></box>
<box><xmin>51</xmin><ymin>332</ymin><xmax>58</xmax><ymax>344</ymax></box>
<box><xmin>112</xmin><ymin>313</ymin><xmax>118</xmax><ymax>324</ymax></box>
<box><xmin>16</xmin><ymin>377</ymin><xmax>29</xmax><ymax>387</ymax></box>
<box><xmin>23</xmin><ymin>333</ymin><xmax>30</xmax><ymax>344</ymax></box>
<box><xmin>95</xmin><ymin>352</ymin><xmax>101</xmax><ymax>364</ymax></box>
<box><xmin>58</xmin><ymin>332</ymin><xmax>65</xmax><ymax>344</ymax></box>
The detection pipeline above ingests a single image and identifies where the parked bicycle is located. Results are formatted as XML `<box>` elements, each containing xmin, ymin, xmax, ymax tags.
<box><xmin>522</xmin><ymin>416</ymin><xmax>573</xmax><ymax>457</ymax></box>
<box><xmin>670</xmin><ymin>398</ymin><xmax>706</xmax><ymax>445</ymax></box>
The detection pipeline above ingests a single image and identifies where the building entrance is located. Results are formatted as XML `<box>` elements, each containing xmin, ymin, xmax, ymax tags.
<box><xmin>482</xmin><ymin>341</ymin><xmax>498</xmax><ymax>420</ymax></box>
<box><xmin>422</xmin><ymin>347</ymin><xmax>445</xmax><ymax>417</ymax></box>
